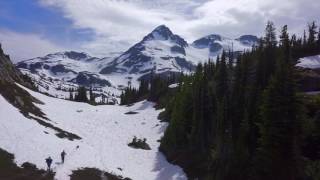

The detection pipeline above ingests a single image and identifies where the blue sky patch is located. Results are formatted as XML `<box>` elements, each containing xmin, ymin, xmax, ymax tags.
<box><xmin>0</xmin><ymin>0</ymin><xmax>94</xmax><ymax>46</ymax></box>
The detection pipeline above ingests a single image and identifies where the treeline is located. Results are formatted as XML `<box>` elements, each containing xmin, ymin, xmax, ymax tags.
<box><xmin>160</xmin><ymin>21</ymin><xmax>320</xmax><ymax>180</ymax></box>
<box><xmin>69</xmin><ymin>86</ymin><xmax>110</xmax><ymax>105</ymax></box>
<box><xmin>69</xmin><ymin>86</ymin><xmax>95</xmax><ymax>103</ymax></box>
<box><xmin>292</xmin><ymin>21</ymin><xmax>320</xmax><ymax>58</ymax></box>
<box><xmin>120</xmin><ymin>72</ymin><xmax>179</xmax><ymax>106</ymax></box>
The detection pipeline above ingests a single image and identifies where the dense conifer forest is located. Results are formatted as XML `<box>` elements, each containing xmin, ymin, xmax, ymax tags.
<box><xmin>159</xmin><ymin>21</ymin><xmax>320</xmax><ymax>180</ymax></box>
<box><xmin>121</xmin><ymin>21</ymin><xmax>320</xmax><ymax>180</ymax></box>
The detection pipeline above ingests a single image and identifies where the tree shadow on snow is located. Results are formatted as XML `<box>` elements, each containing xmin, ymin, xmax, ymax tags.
<box><xmin>135</xmin><ymin>101</ymin><xmax>154</xmax><ymax>111</ymax></box>
<box><xmin>156</xmin><ymin>124</ymin><xmax>167</xmax><ymax>134</ymax></box>
<box><xmin>152</xmin><ymin>152</ymin><xmax>186</xmax><ymax>180</ymax></box>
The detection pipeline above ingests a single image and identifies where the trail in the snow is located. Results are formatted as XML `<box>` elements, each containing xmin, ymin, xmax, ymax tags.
<box><xmin>0</xmin><ymin>85</ymin><xmax>187</xmax><ymax>180</ymax></box>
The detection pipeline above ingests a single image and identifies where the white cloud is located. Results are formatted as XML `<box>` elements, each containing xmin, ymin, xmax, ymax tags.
<box><xmin>0</xmin><ymin>29</ymin><xmax>64</xmax><ymax>62</ymax></box>
<box><xmin>36</xmin><ymin>0</ymin><xmax>320</xmax><ymax>57</ymax></box>
<box><xmin>39</xmin><ymin>0</ymin><xmax>191</xmax><ymax>56</ymax></box>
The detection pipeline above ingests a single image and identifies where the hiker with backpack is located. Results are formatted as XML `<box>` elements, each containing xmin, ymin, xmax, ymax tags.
<box><xmin>45</xmin><ymin>156</ymin><xmax>52</xmax><ymax>171</ymax></box>
<box><xmin>61</xmin><ymin>150</ymin><xmax>66</xmax><ymax>163</ymax></box>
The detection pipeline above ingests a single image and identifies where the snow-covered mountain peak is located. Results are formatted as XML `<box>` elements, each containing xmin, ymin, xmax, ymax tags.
<box><xmin>143</xmin><ymin>25</ymin><xmax>188</xmax><ymax>48</ymax></box>
<box><xmin>37</xmin><ymin>51</ymin><xmax>96</xmax><ymax>62</ymax></box>
<box><xmin>149</xmin><ymin>25</ymin><xmax>173</xmax><ymax>40</ymax></box>
<box><xmin>192</xmin><ymin>34</ymin><xmax>223</xmax><ymax>48</ymax></box>
<box><xmin>236</xmin><ymin>35</ymin><xmax>259</xmax><ymax>46</ymax></box>
<box><xmin>191</xmin><ymin>33</ymin><xmax>259</xmax><ymax>57</ymax></box>
<box><xmin>16</xmin><ymin>26</ymin><xmax>260</xmax><ymax>100</ymax></box>
<box><xmin>15</xmin><ymin>50</ymin><xmax>120</xmax><ymax>99</ymax></box>
<box><xmin>99</xmin><ymin>25</ymin><xmax>194</xmax><ymax>76</ymax></box>
<box><xmin>16</xmin><ymin>51</ymin><xmax>100</xmax><ymax>72</ymax></box>
<box><xmin>61</xmin><ymin>51</ymin><xmax>91</xmax><ymax>60</ymax></box>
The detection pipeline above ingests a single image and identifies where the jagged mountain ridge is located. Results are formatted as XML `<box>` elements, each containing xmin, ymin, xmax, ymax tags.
<box><xmin>17</xmin><ymin>51</ymin><xmax>110</xmax><ymax>83</ymax></box>
<box><xmin>0</xmin><ymin>44</ymin><xmax>25</xmax><ymax>83</ymax></box>
<box><xmin>99</xmin><ymin>25</ymin><xmax>194</xmax><ymax>75</ymax></box>
<box><xmin>100</xmin><ymin>25</ymin><xmax>259</xmax><ymax>75</ymax></box>
<box><xmin>16</xmin><ymin>25</ymin><xmax>259</xmax><ymax>99</ymax></box>
<box><xmin>17</xmin><ymin>51</ymin><xmax>113</xmax><ymax>93</ymax></box>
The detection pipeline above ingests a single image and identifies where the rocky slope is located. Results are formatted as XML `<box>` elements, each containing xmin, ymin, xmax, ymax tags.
<box><xmin>0</xmin><ymin>43</ymin><xmax>44</xmax><ymax>117</ymax></box>
<box><xmin>0</xmin><ymin>44</ymin><xmax>25</xmax><ymax>83</ymax></box>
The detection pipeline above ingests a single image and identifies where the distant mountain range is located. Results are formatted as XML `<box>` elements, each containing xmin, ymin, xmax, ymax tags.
<box><xmin>99</xmin><ymin>25</ymin><xmax>258</xmax><ymax>75</ymax></box>
<box><xmin>16</xmin><ymin>25</ymin><xmax>259</xmax><ymax>99</ymax></box>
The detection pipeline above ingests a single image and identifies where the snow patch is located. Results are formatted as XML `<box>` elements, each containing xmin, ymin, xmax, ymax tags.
<box><xmin>297</xmin><ymin>55</ymin><xmax>320</xmax><ymax>69</ymax></box>
<box><xmin>0</xmin><ymin>86</ymin><xmax>186</xmax><ymax>180</ymax></box>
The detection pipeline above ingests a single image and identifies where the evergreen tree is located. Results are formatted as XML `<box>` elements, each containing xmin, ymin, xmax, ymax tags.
<box><xmin>317</xmin><ymin>27</ymin><xmax>320</xmax><ymax>51</ymax></box>
<box><xmin>74</xmin><ymin>86</ymin><xmax>88</xmax><ymax>102</ymax></box>
<box><xmin>307</xmin><ymin>21</ymin><xmax>317</xmax><ymax>46</ymax></box>
<box><xmin>264</xmin><ymin>21</ymin><xmax>277</xmax><ymax>47</ymax></box>
<box><xmin>264</xmin><ymin>21</ymin><xmax>277</xmax><ymax>82</ymax></box>
<box><xmin>307</xmin><ymin>21</ymin><xmax>318</xmax><ymax>54</ymax></box>
<box><xmin>89</xmin><ymin>87</ymin><xmax>95</xmax><ymax>103</ymax></box>
<box><xmin>138</xmin><ymin>79</ymin><xmax>149</xmax><ymax>97</ymax></box>
<box><xmin>291</xmin><ymin>34</ymin><xmax>303</xmax><ymax>60</ymax></box>
<box><xmin>160</xmin><ymin>76</ymin><xmax>193</xmax><ymax>152</ymax></box>
<box><xmin>303</xmin><ymin>30</ymin><xmax>307</xmax><ymax>46</ymax></box>
<box><xmin>190</xmin><ymin>64</ymin><xmax>206</xmax><ymax>152</ymax></box>
<box><xmin>254</xmin><ymin>25</ymin><xmax>303</xmax><ymax>180</ymax></box>
<box><xmin>230</xmin><ymin>54</ymin><xmax>254</xmax><ymax>177</ymax></box>
<box><xmin>215</xmin><ymin>51</ymin><xmax>228</xmax><ymax>99</ymax></box>
<box><xmin>159</xmin><ymin>22</ymin><xmax>313</xmax><ymax>180</ymax></box>
<box><xmin>120</xmin><ymin>86</ymin><xmax>138</xmax><ymax>105</ymax></box>
<box><xmin>69</xmin><ymin>88</ymin><xmax>74</xmax><ymax>101</ymax></box>
<box><xmin>120</xmin><ymin>79</ymin><xmax>153</xmax><ymax>105</ymax></box>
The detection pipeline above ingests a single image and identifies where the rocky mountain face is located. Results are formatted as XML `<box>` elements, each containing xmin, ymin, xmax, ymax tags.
<box><xmin>0</xmin><ymin>44</ymin><xmax>24</xmax><ymax>83</ymax></box>
<box><xmin>0</xmin><ymin>44</ymin><xmax>45</xmax><ymax>118</ymax></box>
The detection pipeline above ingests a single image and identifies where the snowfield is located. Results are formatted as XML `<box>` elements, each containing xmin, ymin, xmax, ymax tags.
<box><xmin>297</xmin><ymin>54</ymin><xmax>320</xmax><ymax>69</ymax></box>
<box><xmin>0</xmin><ymin>85</ymin><xmax>186</xmax><ymax>180</ymax></box>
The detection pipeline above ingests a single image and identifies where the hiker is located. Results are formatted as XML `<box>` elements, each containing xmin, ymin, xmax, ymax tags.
<box><xmin>45</xmin><ymin>156</ymin><xmax>52</xmax><ymax>171</ymax></box>
<box><xmin>61</xmin><ymin>150</ymin><xmax>66</xmax><ymax>163</ymax></box>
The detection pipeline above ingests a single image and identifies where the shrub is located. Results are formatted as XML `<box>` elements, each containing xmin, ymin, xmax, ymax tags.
<box><xmin>128</xmin><ymin>136</ymin><xmax>151</xmax><ymax>150</ymax></box>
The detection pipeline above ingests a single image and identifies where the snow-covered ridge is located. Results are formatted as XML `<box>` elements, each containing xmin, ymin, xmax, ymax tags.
<box><xmin>0</xmin><ymin>85</ymin><xmax>187</xmax><ymax>180</ymax></box>
<box><xmin>16</xmin><ymin>25</ymin><xmax>258</xmax><ymax>100</ymax></box>
<box><xmin>100</xmin><ymin>25</ymin><xmax>259</xmax><ymax>75</ymax></box>
<box><xmin>191</xmin><ymin>34</ymin><xmax>258</xmax><ymax>57</ymax></box>
<box><xmin>143</xmin><ymin>25</ymin><xmax>188</xmax><ymax>48</ymax></box>
<box><xmin>16</xmin><ymin>51</ymin><xmax>120</xmax><ymax>101</ymax></box>
<box><xmin>16</xmin><ymin>51</ymin><xmax>108</xmax><ymax>77</ymax></box>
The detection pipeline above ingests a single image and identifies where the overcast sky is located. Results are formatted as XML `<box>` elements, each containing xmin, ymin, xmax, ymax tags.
<box><xmin>0</xmin><ymin>0</ymin><xmax>319</xmax><ymax>62</ymax></box>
